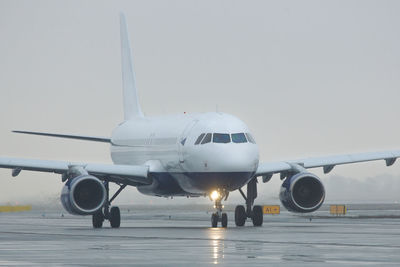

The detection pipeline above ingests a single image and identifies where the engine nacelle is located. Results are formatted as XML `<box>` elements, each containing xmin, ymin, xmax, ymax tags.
<box><xmin>61</xmin><ymin>175</ymin><xmax>106</xmax><ymax>215</ymax></box>
<box><xmin>279</xmin><ymin>172</ymin><xmax>325</xmax><ymax>213</ymax></box>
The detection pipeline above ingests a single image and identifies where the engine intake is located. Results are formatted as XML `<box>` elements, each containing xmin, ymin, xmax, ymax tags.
<box><xmin>279</xmin><ymin>172</ymin><xmax>325</xmax><ymax>213</ymax></box>
<box><xmin>61</xmin><ymin>175</ymin><xmax>106</xmax><ymax>215</ymax></box>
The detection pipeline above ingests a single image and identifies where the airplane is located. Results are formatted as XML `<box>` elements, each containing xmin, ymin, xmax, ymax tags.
<box><xmin>1</xmin><ymin>13</ymin><xmax>400</xmax><ymax>228</ymax></box>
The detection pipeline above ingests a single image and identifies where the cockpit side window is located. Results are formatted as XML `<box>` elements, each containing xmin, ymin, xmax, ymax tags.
<box><xmin>201</xmin><ymin>133</ymin><xmax>212</xmax><ymax>144</ymax></box>
<box><xmin>213</xmin><ymin>133</ymin><xmax>231</xmax><ymax>143</ymax></box>
<box><xmin>246</xmin><ymin>133</ymin><xmax>256</xmax><ymax>144</ymax></box>
<box><xmin>231</xmin><ymin>133</ymin><xmax>247</xmax><ymax>143</ymax></box>
<box><xmin>194</xmin><ymin>133</ymin><xmax>205</xmax><ymax>145</ymax></box>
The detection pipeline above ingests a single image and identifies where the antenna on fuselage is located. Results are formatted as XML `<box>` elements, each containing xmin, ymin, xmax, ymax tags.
<box><xmin>120</xmin><ymin>12</ymin><xmax>144</xmax><ymax>120</ymax></box>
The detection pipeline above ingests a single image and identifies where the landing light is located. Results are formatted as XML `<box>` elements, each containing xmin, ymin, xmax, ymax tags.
<box><xmin>210</xmin><ymin>190</ymin><xmax>220</xmax><ymax>201</ymax></box>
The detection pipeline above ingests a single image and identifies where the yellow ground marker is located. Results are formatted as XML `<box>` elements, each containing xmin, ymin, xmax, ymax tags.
<box><xmin>263</xmin><ymin>205</ymin><xmax>280</xmax><ymax>214</ymax></box>
<box><xmin>330</xmin><ymin>205</ymin><xmax>347</xmax><ymax>215</ymax></box>
<box><xmin>0</xmin><ymin>205</ymin><xmax>32</xmax><ymax>212</ymax></box>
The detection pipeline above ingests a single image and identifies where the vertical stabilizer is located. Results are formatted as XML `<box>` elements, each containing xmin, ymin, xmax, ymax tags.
<box><xmin>120</xmin><ymin>13</ymin><xmax>144</xmax><ymax>120</ymax></box>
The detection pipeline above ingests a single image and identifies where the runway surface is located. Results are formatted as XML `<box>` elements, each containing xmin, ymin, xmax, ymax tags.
<box><xmin>1</xmin><ymin>204</ymin><xmax>400</xmax><ymax>266</ymax></box>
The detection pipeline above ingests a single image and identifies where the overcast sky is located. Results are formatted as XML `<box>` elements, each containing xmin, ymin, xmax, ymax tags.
<box><xmin>1</xmin><ymin>0</ymin><xmax>400</xmax><ymax>206</ymax></box>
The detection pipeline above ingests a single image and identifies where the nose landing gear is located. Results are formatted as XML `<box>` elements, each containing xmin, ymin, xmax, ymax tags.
<box><xmin>210</xmin><ymin>190</ymin><xmax>228</xmax><ymax>228</ymax></box>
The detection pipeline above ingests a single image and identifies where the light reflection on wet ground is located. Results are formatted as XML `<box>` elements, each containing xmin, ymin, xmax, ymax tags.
<box><xmin>0</xmin><ymin>205</ymin><xmax>400</xmax><ymax>266</ymax></box>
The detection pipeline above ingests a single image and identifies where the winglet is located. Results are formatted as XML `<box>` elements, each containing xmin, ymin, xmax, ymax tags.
<box><xmin>120</xmin><ymin>12</ymin><xmax>144</xmax><ymax>120</ymax></box>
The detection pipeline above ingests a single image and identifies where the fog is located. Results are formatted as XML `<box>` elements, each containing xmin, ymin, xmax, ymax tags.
<box><xmin>1</xmin><ymin>0</ymin><xmax>400</xmax><ymax>206</ymax></box>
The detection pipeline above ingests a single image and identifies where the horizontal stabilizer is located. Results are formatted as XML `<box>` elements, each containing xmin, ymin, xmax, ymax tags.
<box><xmin>13</xmin><ymin>131</ymin><xmax>110</xmax><ymax>143</ymax></box>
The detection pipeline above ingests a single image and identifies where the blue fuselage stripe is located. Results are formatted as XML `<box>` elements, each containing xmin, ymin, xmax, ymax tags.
<box><xmin>137</xmin><ymin>171</ymin><xmax>255</xmax><ymax>196</ymax></box>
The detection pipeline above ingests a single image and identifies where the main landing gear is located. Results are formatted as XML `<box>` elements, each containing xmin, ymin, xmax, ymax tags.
<box><xmin>235</xmin><ymin>177</ymin><xmax>263</xmax><ymax>227</ymax></box>
<box><xmin>92</xmin><ymin>182</ymin><xmax>127</xmax><ymax>229</ymax></box>
<box><xmin>210</xmin><ymin>190</ymin><xmax>228</xmax><ymax>228</ymax></box>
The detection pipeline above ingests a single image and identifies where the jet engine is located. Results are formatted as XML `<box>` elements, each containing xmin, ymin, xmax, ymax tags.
<box><xmin>61</xmin><ymin>175</ymin><xmax>107</xmax><ymax>215</ymax></box>
<box><xmin>279</xmin><ymin>172</ymin><xmax>325</xmax><ymax>213</ymax></box>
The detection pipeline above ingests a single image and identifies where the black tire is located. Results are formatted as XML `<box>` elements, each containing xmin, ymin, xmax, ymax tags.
<box><xmin>221</xmin><ymin>213</ymin><xmax>228</xmax><ymax>228</ymax></box>
<box><xmin>92</xmin><ymin>210</ymin><xmax>104</xmax><ymax>228</ymax></box>
<box><xmin>252</xmin><ymin>205</ymin><xmax>263</xmax><ymax>227</ymax></box>
<box><xmin>211</xmin><ymin>213</ymin><xmax>218</xmax><ymax>228</ymax></box>
<box><xmin>235</xmin><ymin>205</ymin><xmax>246</xmax><ymax>227</ymax></box>
<box><xmin>110</xmin><ymin>206</ymin><xmax>121</xmax><ymax>228</ymax></box>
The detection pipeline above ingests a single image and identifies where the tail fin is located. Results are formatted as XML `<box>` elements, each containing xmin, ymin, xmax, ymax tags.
<box><xmin>120</xmin><ymin>12</ymin><xmax>144</xmax><ymax>120</ymax></box>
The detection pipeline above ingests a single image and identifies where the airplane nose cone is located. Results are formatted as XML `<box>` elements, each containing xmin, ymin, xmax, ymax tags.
<box><xmin>178</xmin><ymin>143</ymin><xmax>260</xmax><ymax>193</ymax></box>
<box><xmin>205</xmin><ymin>145</ymin><xmax>259</xmax><ymax>173</ymax></box>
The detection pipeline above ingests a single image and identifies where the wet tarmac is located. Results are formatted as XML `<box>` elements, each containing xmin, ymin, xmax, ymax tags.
<box><xmin>1</xmin><ymin>204</ymin><xmax>400</xmax><ymax>266</ymax></box>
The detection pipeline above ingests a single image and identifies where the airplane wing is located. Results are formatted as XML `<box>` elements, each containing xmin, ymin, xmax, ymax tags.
<box><xmin>256</xmin><ymin>150</ymin><xmax>400</xmax><ymax>180</ymax></box>
<box><xmin>0</xmin><ymin>157</ymin><xmax>150</xmax><ymax>186</ymax></box>
<box><xmin>12</xmin><ymin>130</ymin><xmax>111</xmax><ymax>143</ymax></box>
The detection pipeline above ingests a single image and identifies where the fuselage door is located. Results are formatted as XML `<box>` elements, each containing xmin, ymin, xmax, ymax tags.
<box><xmin>178</xmin><ymin>120</ymin><xmax>198</xmax><ymax>163</ymax></box>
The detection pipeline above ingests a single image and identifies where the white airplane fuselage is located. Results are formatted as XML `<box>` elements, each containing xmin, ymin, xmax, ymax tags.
<box><xmin>110</xmin><ymin>112</ymin><xmax>259</xmax><ymax>196</ymax></box>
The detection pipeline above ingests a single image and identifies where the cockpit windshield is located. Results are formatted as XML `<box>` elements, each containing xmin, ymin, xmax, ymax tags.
<box><xmin>194</xmin><ymin>132</ymin><xmax>254</xmax><ymax>145</ymax></box>
<box><xmin>213</xmin><ymin>133</ymin><xmax>231</xmax><ymax>143</ymax></box>
<box><xmin>231</xmin><ymin>133</ymin><xmax>247</xmax><ymax>143</ymax></box>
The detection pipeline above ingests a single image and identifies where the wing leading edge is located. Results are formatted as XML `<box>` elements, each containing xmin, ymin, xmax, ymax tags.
<box><xmin>0</xmin><ymin>157</ymin><xmax>150</xmax><ymax>186</ymax></box>
<box><xmin>12</xmin><ymin>131</ymin><xmax>111</xmax><ymax>143</ymax></box>
<box><xmin>256</xmin><ymin>150</ymin><xmax>400</xmax><ymax>179</ymax></box>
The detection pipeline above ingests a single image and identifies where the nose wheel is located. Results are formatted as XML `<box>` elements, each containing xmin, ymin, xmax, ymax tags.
<box><xmin>210</xmin><ymin>190</ymin><xmax>228</xmax><ymax>228</ymax></box>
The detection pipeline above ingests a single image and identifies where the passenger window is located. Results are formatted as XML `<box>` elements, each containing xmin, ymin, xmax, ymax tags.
<box><xmin>195</xmin><ymin>133</ymin><xmax>205</xmax><ymax>145</ymax></box>
<box><xmin>232</xmin><ymin>133</ymin><xmax>247</xmax><ymax>143</ymax></box>
<box><xmin>201</xmin><ymin>133</ymin><xmax>212</xmax><ymax>144</ymax></box>
<box><xmin>246</xmin><ymin>133</ymin><xmax>256</xmax><ymax>144</ymax></box>
<box><xmin>213</xmin><ymin>133</ymin><xmax>231</xmax><ymax>143</ymax></box>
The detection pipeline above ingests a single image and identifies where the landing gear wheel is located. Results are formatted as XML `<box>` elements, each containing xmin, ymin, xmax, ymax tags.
<box><xmin>252</xmin><ymin>205</ymin><xmax>263</xmax><ymax>227</ymax></box>
<box><xmin>235</xmin><ymin>205</ymin><xmax>246</xmax><ymax>226</ymax></box>
<box><xmin>92</xmin><ymin>211</ymin><xmax>104</xmax><ymax>228</ymax></box>
<box><xmin>221</xmin><ymin>213</ymin><xmax>228</xmax><ymax>228</ymax></box>
<box><xmin>211</xmin><ymin>213</ymin><xmax>218</xmax><ymax>228</ymax></box>
<box><xmin>110</xmin><ymin>206</ymin><xmax>121</xmax><ymax>228</ymax></box>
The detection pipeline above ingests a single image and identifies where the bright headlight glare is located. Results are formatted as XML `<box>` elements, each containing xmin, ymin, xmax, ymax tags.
<box><xmin>210</xmin><ymin>190</ymin><xmax>220</xmax><ymax>201</ymax></box>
